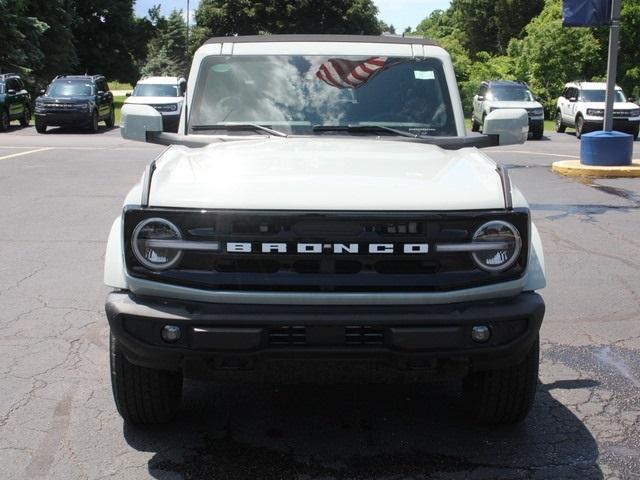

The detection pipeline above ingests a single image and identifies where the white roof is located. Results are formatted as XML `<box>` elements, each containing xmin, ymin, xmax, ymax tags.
<box><xmin>566</xmin><ymin>81</ymin><xmax>622</xmax><ymax>90</ymax></box>
<box><xmin>137</xmin><ymin>76</ymin><xmax>184</xmax><ymax>85</ymax></box>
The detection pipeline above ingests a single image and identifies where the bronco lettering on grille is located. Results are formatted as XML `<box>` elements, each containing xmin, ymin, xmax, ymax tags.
<box><xmin>225</xmin><ymin>242</ymin><xmax>429</xmax><ymax>254</ymax></box>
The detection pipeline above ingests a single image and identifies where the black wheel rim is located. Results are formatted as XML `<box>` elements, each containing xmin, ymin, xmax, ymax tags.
<box><xmin>556</xmin><ymin>113</ymin><xmax>561</xmax><ymax>128</ymax></box>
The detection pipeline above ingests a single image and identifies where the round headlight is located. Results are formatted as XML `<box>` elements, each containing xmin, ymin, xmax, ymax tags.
<box><xmin>131</xmin><ymin>218</ymin><xmax>183</xmax><ymax>270</ymax></box>
<box><xmin>471</xmin><ymin>220</ymin><xmax>522</xmax><ymax>272</ymax></box>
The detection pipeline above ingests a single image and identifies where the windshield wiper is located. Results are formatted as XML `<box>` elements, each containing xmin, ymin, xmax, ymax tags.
<box><xmin>191</xmin><ymin>123</ymin><xmax>287</xmax><ymax>137</ymax></box>
<box><xmin>312</xmin><ymin>124</ymin><xmax>420</xmax><ymax>138</ymax></box>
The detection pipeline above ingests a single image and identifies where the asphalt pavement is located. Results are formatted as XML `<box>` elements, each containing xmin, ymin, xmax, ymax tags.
<box><xmin>1</xmin><ymin>124</ymin><xmax>639</xmax><ymax>479</ymax></box>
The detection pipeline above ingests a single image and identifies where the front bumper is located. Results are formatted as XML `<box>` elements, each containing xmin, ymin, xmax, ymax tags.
<box><xmin>106</xmin><ymin>291</ymin><xmax>544</xmax><ymax>374</ymax></box>
<box><xmin>584</xmin><ymin>116</ymin><xmax>640</xmax><ymax>131</ymax></box>
<box><xmin>160</xmin><ymin>112</ymin><xmax>180</xmax><ymax>132</ymax></box>
<box><xmin>35</xmin><ymin>111</ymin><xmax>91</xmax><ymax>126</ymax></box>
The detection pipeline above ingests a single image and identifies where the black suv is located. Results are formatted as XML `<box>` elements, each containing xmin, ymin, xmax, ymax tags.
<box><xmin>0</xmin><ymin>73</ymin><xmax>31</xmax><ymax>131</ymax></box>
<box><xmin>34</xmin><ymin>75</ymin><xmax>115</xmax><ymax>133</ymax></box>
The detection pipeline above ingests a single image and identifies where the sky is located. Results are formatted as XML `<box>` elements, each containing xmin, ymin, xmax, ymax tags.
<box><xmin>133</xmin><ymin>0</ymin><xmax>452</xmax><ymax>32</ymax></box>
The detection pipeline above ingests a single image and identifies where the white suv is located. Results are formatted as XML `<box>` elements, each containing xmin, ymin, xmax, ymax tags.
<box><xmin>125</xmin><ymin>76</ymin><xmax>186</xmax><ymax>132</ymax></box>
<box><xmin>555</xmin><ymin>81</ymin><xmax>640</xmax><ymax>139</ymax></box>
<box><xmin>111</xmin><ymin>35</ymin><xmax>544</xmax><ymax>427</ymax></box>
<box><xmin>472</xmin><ymin>80</ymin><xmax>545</xmax><ymax>140</ymax></box>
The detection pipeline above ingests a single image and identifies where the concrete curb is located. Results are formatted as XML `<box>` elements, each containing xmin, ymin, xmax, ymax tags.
<box><xmin>552</xmin><ymin>159</ymin><xmax>640</xmax><ymax>178</ymax></box>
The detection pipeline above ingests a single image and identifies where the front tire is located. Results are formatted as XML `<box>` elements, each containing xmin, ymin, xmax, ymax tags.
<box><xmin>110</xmin><ymin>333</ymin><xmax>183</xmax><ymax>425</ymax></box>
<box><xmin>20</xmin><ymin>105</ymin><xmax>30</xmax><ymax>127</ymax></box>
<box><xmin>575</xmin><ymin>115</ymin><xmax>585</xmax><ymax>139</ymax></box>
<box><xmin>105</xmin><ymin>106</ymin><xmax>115</xmax><ymax>128</ymax></box>
<box><xmin>630</xmin><ymin>125</ymin><xmax>639</xmax><ymax>141</ymax></box>
<box><xmin>555</xmin><ymin>110</ymin><xmax>566</xmax><ymax>133</ymax></box>
<box><xmin>35</xmin><ymin>118</ymin><xmax>47</xmax><ymax>134</ymax></box>
<box><xmin>463</xmin><ymin>336</ymin><xmax>539</xmax><ymax>425</ymax></box>
<box><xmin>471</xmin><ymin>117</ymin><xmax>480</xmax><ymax>132</ymax></box>
<box><xmin>0</xmin><ymin>109</ymin><xmax>9</xmax><ymax>131</ymax></box>
<box><xmin>530</xmin><ymin>123</ymin><xmax>544</xmax><ymax>140</ymax></box>
<box><xmin>88</xmin><ymin>110</ymin><xmax>99</xmax><ymax>133</ymax></box>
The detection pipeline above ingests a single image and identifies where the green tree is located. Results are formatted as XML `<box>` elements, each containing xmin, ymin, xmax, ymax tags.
<box><xmin>508</xmin><ymin>0</ymin><xmax>602</xmax><ymax>114</ymax></box>
<box><xmin>449</xmin><ymin>0</ymin><xmax>544</xmax><ymax>55</ymax></box>
<box><xmin>194</xmin><ymin>0</ymin><xmax>381</xmax><ymax>39</ymax></box>
<box><xmin>72</xmin><ymin>0</ymin><xmax>153</xmax><ymax>83</ymax></box>
<box><xmin>619</xmin><ymin>0</ymin><xmax>640</xmax><ymax>97</ymax></box>
<box><xmin>24</xmin><ymin>0</ymin><xmax>78</xmax><ymax>87</ymax></box>
<box><xmin>142</xmin><ymin>9</ymin><xmax>189</xmax><ymax>77</ymax></box>
<box><xmin>0</xmin><ymin>0</ymin><xmax>47</xmax><ymax>76</ymax></box>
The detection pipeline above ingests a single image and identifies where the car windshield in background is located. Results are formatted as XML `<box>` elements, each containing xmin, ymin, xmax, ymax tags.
<box><xmin>488</xmin><ymin>87</ymin><xmax>534</xmax><ymax>102</ymax></box>
<box><xmin>0</xmin><ymin>84</ymin><xmax>4</xmax><ymax>94</ymax></box>
<box><xmin>133</xmin><ymin>84</ymin><xmax>180</xmax><ymax>97</ymax></box>
<box><xmin>580</xmin><ymin>90</ymin><xmax>626</xmax><ymax>103</ymax></box>
<box><xmin>48</xmin><ymin>80</ymin><xmax>93</xmax><ymax>97</ymax></box>
<box><xmin>189</xmin><ymin>55</ymin><xmax>456</xmax><ymax>136</ymax></box>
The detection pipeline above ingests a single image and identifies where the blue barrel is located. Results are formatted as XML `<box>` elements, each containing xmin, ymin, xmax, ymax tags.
<box><xmin>580</xmin><ymin>130</ymin><xmax>633</xmax><ymax>166</ymax></box>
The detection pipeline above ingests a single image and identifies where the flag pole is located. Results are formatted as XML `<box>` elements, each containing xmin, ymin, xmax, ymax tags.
<box><xmin>603</xmin><ymin>0</ymin><xmax>622</xmax><ymax>132</ymax></box>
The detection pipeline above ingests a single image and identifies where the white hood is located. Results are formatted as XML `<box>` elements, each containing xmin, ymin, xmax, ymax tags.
<box><xmin>148</xmin><ymin>137</ymin><xmax>507</xmax><ymax>211</ymax></box>
<box><xmin>487</xmin><ymin>101</ymin><xmax>543</xmax><ymax>110</ymax></box>
<box><xmin>124</xmin><ymin>96</ymin><xmax>183</xmax><ymax>106</ymax></box>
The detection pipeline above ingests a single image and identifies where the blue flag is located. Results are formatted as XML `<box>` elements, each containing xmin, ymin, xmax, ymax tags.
<box><xmin>563</xmin><ymin>0</ymin><xmax>612</xmax><ymax>26</ymax></box>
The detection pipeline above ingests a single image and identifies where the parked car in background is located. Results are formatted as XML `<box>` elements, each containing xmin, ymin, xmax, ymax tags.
<box><xmin>0</xmin><ymin>73</ymin><xmax>31</xmax><ymax>131</ymax></box>
<box><xmin>556</xmin><ymin>81</ymin><xmax>640</xmax><ymax>139</ymax></box>
<box><xmin>124</xmin><ymin>76</ymin><xmax>186</xmax><ymax>132</ymax></box>
<box><xmin>472</xmin><ymin>80</ymin><xmax>544</xmax><ymax>140</ymax></box>
<box><xmin>34</xmin><ymin>75</ymin><xmax>114</xmax><ymax>134</ymax></box>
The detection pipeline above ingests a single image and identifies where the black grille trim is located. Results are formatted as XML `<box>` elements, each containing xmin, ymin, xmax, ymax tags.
<box><xmin>124</xmin><ymin>207</ymin><xmax>530</xmax><ymax>293</ymax></box>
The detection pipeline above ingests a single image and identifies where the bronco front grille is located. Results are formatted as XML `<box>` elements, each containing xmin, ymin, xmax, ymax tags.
<box><xmin>124</xmin><ymin>208</ymin><xmax>530</xmax><ymax>293</ymax></box>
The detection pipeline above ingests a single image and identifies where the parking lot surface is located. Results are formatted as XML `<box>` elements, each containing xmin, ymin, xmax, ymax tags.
<box><xmin>1</xmin><ymin>125</ymin><xmax>639</xmax><ymax>479</ymax></box>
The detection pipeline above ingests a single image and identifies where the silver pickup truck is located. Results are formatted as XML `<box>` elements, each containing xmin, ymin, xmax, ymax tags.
<box><xmin>105</xmin><ymin>34</ymin><xmax>545</xmax><ymax>426</ymax></box>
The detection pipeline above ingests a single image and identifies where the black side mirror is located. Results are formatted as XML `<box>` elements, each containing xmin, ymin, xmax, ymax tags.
<box><xmin>40</xmin><ymin>89</ymin><xmax>46</xmax><ymax>95</ymax></box>
<box><xmin>7</xmin><ymin>89</ymin><xmax>16</xmax><ymax>95</ymax></box>
<box><xmin>629</xmin><ymin>96</ymin><xmax>637</xmax><ymax>103</ymax></box>
<box><xmin>477</xmin><ymin>95</ymin><xmax>484</xmax><ymax>101</ymax></box>
<box><xmin>97</xmin><ymin>90</ymin><xmax>104</xmax><ymax>96</ymax></box>
<box><xmin>125</xmin><ymin>92</ymin><xmax>131</xmax><ymax>97</ymax></box>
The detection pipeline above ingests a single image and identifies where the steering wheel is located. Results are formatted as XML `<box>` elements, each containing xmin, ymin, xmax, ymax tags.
<box><xmin>215</xmin><ymin>96</ymin><xmax>243</xmax><ymax>114</ymax></box>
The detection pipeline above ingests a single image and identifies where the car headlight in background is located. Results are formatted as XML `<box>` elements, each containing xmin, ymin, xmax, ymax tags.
<box><xmin>529</xmin><ymin>108</ymin><xmax>543</xmax><ymax>116</ymax></box>
<box><xmin>131</xmin><ymin>218</ymin><xmax>183</xmax><ymax>270</ymax></box>
<box><xmin>154</xmin><ymin>103</ymin><xmax>178</xmax><ymax>112</ymax></box>
<box><xmin>587</xmin><ymin>109</ymin><xmax>604</xmax><ymax>117</ymax></box>
<box><xmin>471</xmin><ymin>220</ymin><xmax>522</xmax><ymax>272</ymax></box>
<box><xmin>631</xmin><ymin>109</ymin><xmax>640</xmax><ymax>117</ymax></box>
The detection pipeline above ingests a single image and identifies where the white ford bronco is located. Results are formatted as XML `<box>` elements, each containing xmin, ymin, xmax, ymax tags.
<box><xmin>556</xmin><ymin>81</ymin><xmax>640</xmax><ymax>139</ymax></box>
<box><xmin>105</xmin><ymin>35</ymin><xmax>545</xmax><ymax>426</ymax></box>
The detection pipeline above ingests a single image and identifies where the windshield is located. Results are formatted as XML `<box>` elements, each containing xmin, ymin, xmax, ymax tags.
<box><xmin>189</xmin><ymin>55</ymin><xmax>457</xmax><ymax>136</ymax></box>
<box><xmin>580</xmin><ymin>90</ymin><xmax>627</xmax><ymax>103</ymax></box>
<box><xmin>0</xmin><ymin>84</ymin><xmax>4</xmax><ymax>94</ymax></box>
<box><xmin>133</xmin><ymin>84</ymin><xmax>180</xmax><ymax>97</ymax></box>
<box><xmin>487</xmin><ymin>87</ymin><xmax>534</xmax><ymax>102</ymax></box>
<box><xmin>48</xmin><ymin>80</ymin><xmax>94</xmax><ymax>97</ymax></box>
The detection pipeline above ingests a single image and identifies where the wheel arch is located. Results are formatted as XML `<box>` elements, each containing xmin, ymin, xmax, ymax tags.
<box><xmin>104</xmin><ymin>216</ymin><xmax>128</xmax><ymax>289</ymax></box>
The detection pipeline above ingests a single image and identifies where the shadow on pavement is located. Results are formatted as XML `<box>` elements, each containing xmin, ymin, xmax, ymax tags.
<box><xmin>123</xmin><ymin>373</ymin><xmax>603</xmax><ymax>479</ymax></box>
<box><xmin>38</xmin><ymin>125</ymin><xmax>117</xmax><ymax>135</ymax></box>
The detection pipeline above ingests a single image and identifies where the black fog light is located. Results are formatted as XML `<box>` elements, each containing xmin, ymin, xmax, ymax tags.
<box><xmin>161</xmin><ymin>325</ymin><xmax>182</xmax><ymax>343</ymax></box>
<box><xmin>471</xmin><ymin>325</ymin><xmax>491</xmax><ymax>343</ymax></box>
